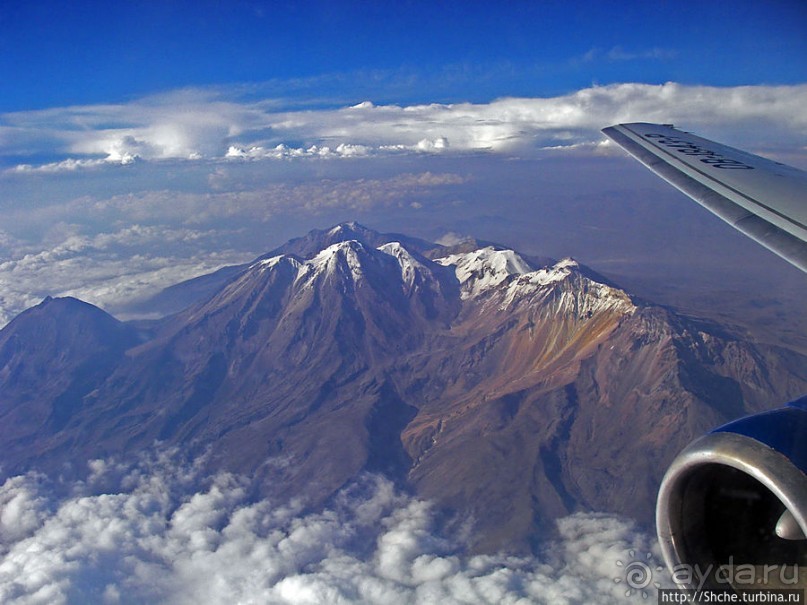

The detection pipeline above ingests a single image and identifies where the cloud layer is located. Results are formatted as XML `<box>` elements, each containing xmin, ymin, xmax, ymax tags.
<box><xmin>0</xmin><ymin>171</ymin><xmax>466</xmax><ymax>325</ymax></box>
<box><xmin>2</xmin><ymin>81</ymin><xmax>806</xmax><ymax>328</ymax></box>
<box><xmin>3</xmin><ymin>83</ymin><xmax>807</xmax><ymax>171</ymax></box>
<box><xmin>0</xmin><ymin>451</ymin><xmax>670</xmax><ymax>605</ymax></box>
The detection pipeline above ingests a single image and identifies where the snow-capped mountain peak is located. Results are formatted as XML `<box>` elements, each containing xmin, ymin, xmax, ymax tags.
<box><xmin>433</xmin><ymin>247</ymin><xmax>634</xmax><ymax>318</ymax></box>
<box><xmin>326</xmin><ymin>221</ymin><xmax>366</xmax><ymax>239</ymax></box>
<box><xmin>4</xmin><ymin>222</ymin><xmax>806</xmax><ymax>564</ymax></box>
<box><xmin>500</xmin><ymin>257</ymin><xmax>635</xmax><ymax>316</ymax></box>
<box><xmin>434</xmin><ymin>246</ymin><xmax>534</xmax><ymax>298</ymax></box>
<box><xmin>251</xmin><ymin>254</ymin><xmax>298</xmax><ymax>272</ymax></box>
<box><xmin>377</xmin><ymin>241</ymin><xmax>433</xmax><ymax>290</ymax></box>
<box><xmin>303</xmin><ymin>239</ymin><xmax>371</xmax><ymax>283</ymax></box>
<box><xmin>514</xmin><ymin>257</ymin><xmax>578</xmax><ymax>288</ymax></box>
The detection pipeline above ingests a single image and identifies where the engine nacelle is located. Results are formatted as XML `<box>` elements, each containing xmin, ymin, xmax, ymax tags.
<box><xmin>657</xmin><ymin>396</ymin><xmax>807</xmax><ymax>590</ymax></box>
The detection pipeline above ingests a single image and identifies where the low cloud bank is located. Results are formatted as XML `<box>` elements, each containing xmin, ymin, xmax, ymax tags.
<box><xmin>0</xmin><ymin>450</ymin><xmax>670</xmax><ymax>604</ymax></box>
<box><xmin>0</xmin><ymin>171</ymin><xmax>465</xmax><ymax>326</ymax></box>
<box><xmin>3</xmin><ymin>82</ymin><xmax>806</xmax><ymax>171</ymax></box>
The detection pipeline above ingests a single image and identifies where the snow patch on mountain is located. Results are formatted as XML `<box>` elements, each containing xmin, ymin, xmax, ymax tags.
<box><xmin>499</xmin><ymin>258</ymin><xmax>635</xmax><ymax>316</ymax></box>
<box><xmin>435</xmin><ymin>247</ymin><xmax>635</xmax><ymax>318</ymax></box>
<box><xmin>305</xmin><ymin>240</ymin><xmax>370</xmax><ymax>284</ymax></box>
<box><xmin>512</xmin><ymin>258</ymin><xmax>578</xmax><ymax>287</ymax></box>
<box><xmin>377</xmin><ymin>242</ymin><xmax>433</xmax><ymax>291</ymax></box>
<box><xmin>435</xmin><ymin>247</ymin><xmax>533</xmax><ymax>299</ymax></box>
<box><xmin>252</xmin><ymin>255</ymin><xmax>297</xmax><ymax>272</ymax></box>
<box><xmin>502</xmin><ymin>261</ymin><xmax>635</xmax><ymax>319</ymax></box>
<box><xmin>243</xmin><ymin>240</ymin><xmax>401</xmax><ymax>295</ymax></box>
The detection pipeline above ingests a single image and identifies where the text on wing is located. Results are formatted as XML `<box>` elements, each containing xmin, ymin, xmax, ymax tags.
<box><xmin>644</xmin><ymin>132</ymin><xmax>754</xmax><ymax>170</ymax></box>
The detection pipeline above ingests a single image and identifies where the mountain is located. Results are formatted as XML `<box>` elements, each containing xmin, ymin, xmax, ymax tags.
<box><xmin>122</xmin><ymin>221</ymin><xmax>443</xmax><ymax>317</ymax></box>
<box><xmin>1</xmin><ymin>223</ymin><xmax>806</xmax><ymax>553</ymax></box>
<box><xmin>0</xmin><ymin>297</ymin><xmax>140</xmax><ymax>460</ymax></box>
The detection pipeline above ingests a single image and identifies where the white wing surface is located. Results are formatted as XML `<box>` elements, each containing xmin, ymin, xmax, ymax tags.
<box><xmin>602</xmin><ymin>122</ymin><xmax>807</xmax><ymax>272</ymax></box>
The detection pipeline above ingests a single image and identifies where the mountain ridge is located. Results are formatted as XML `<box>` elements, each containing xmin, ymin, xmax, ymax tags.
<box><xmin>1</xmin><ymin>223</ymin><xmax>806</xmax><ymax>553</ymax></box>
<box><xmin>122</xmin><ymin>221</ymin><xmax>446</xmax><ymax>318</ymax></box>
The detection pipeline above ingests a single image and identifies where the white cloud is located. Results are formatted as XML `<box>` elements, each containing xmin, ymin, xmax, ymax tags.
<box><xmin>2</xmin><ymin>81</ymin><xmax>806</xmax><ymax>327</ymax></box>
<box><xmin>434</xmin><ymin>232</ymin><xmax>469</xmax><ymax>247</ymax></box>
<box><xmin>3</xmin><ymin>83</ymin><xmax>806</xmax><ymax>172</ymax></box>
<box><xmin>582</xmin><ymin>47</ymin><xmax>677</xmax><ymax>63</ymax></box>
<box><xmin>13</xmin><ymin>158</ymin><xmax>114</xmax><ymax>173</ymax></box>
<box><xmin>0</xmin><ymin>223</ymin><xmax>251</xmax><ymax>326</ymax></box>
<box><xmin>0</xmin><ymin>171</ymin><xmax>467</xmax><ymax>325</ymax></box>
<box><xmin>0</xmin><ymin>475</ymin><xmax>51</xmax><ymax>543</ymax></box>
<box><xmin>0</xmin><ymin>451</ymin><xmax>671</xmax><ymax>605</ymax></box>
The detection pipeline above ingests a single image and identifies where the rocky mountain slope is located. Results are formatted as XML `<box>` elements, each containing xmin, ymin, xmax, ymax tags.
<box><xmin>1</xmin><ymin>223</ymin><xmax>805</xmax><ymax>553</ymax></box>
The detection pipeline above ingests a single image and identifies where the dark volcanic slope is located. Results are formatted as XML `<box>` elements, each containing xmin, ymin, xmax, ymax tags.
<box><xmin>1</xmin><ymin>224</ymin><xmax>806</xmax><ymax>554</ymax></box>
<box><xmin>68</xmin><ymin>240</ymin><xmax>458</xmax><ymax>504</ymax></box>
<box><xmin>0</xmin><ymin>297</ymin><xmax>140</xmax><ymax>460</ymax></box>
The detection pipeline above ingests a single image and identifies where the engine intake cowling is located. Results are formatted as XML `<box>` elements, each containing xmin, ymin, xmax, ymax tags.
<box><xmin>657</xmin><ymin>396</ymin><xmax>807</xmax><ymax>590</ymax></box>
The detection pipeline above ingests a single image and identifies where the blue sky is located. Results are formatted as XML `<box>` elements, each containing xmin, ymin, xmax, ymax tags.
<box><xmin>0</xmin><ymin>0</ymin><xmax>806</xmax><ymax>325</ymax></box>
<box><xmin>2</xmin><ymin>0</ymin><xmax>806</xmax><ymax>111</ymax></box>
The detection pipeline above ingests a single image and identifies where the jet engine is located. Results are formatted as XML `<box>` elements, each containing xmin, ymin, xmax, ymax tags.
<box><xmin>657</xmin><ymin>395</ymin><xmax>807</xmax><ymax>590</ymax></box>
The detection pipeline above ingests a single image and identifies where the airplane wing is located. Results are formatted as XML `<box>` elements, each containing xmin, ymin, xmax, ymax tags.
<box><xmin>602</xmin><ymin>122</ymin><xmax>807</xmax><ymax>273</ymax></box>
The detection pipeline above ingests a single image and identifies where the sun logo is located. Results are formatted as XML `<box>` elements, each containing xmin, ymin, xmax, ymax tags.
<box><xmin>614</xmin><ymin>550</ymin><xmax>664</xmax><ymax>599</ymax></box>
